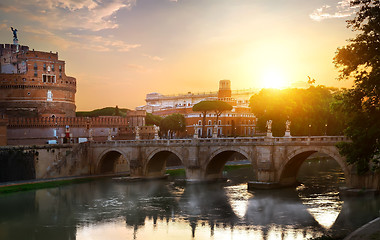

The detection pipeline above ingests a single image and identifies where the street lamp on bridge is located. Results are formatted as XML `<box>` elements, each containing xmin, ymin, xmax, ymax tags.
<box><xmin>308</xmin><ymin>124</ymin><xmax>311</xmax><ymax>137</ymax></box>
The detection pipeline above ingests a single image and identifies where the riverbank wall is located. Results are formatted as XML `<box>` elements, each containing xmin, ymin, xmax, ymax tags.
<box><xmin>0</xmin><ymin>144</ymin><xmax>91</xmax><ymax>183</ymax></box>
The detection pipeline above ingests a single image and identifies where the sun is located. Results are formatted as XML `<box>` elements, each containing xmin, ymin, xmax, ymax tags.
<box><xmin>262</xmin><ymin>70</ymin><xmax>287</xmax><ymax>89</ymax></box>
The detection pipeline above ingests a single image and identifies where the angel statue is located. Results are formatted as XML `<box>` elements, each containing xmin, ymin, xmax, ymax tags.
<box><xmin>266</xmin><ymin>120</ymin><xmax>272</xmax><ymax>132</ymax></box>
<box><xmin>286</xmin><ymin>120</ymin><xmax>291</xmax><ymax>131</ymax></box>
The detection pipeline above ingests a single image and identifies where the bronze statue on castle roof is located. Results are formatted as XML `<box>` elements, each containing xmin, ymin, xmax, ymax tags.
<box><xmin>11</xmin><ymin>27</ymin><xmax>18</xmax><ymax>40</ymax></box>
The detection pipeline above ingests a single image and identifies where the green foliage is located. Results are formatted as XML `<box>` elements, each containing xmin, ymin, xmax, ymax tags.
<box><xmin>249</xmin><ymin>86</ymin><xmax>345</xmax><ymax>137</ymax></box>
<box><xmin>193</xmin><ymin>100</ymin><xmax>232</xmax><ymax>113</ymax></box>
<box><xmin>192</xmin><ymin>100</ymin><xmax>233</xmax><ymax>137</ymax></box>
<box><xmin>333</xmin><ymin>0</ymin><xmax>380</xmax><ymax>174</ymax></box>
<box><xmin>0</xmin><ymin>178</ymin><xmax>94</xmax><ymax>194</ymax></box>
<box><xmin>160</xmin><ymin>114</ymin><xmax>186</xmax><ymax>133</ymax></box>
<box><xmin>145</xmin><ymin>113</ymin><xmax>162</xmax><ymax>126</ymax></box>
<box><xmin>76</xmin><ymin>107</ymin><xmax>129</xmax><ymax>117</ymax></box>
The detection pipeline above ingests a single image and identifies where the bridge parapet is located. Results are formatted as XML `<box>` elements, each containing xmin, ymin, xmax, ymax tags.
<box><xmin>88</xmin><ymin>136</ymin><xmax>349</xmax><ymax>147</ymax></box>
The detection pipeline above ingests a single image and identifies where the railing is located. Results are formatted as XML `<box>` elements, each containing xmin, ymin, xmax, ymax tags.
<box><xmin>89</xmin><ymin>136</ymin><xmax>349</xmax><ymax>147</ymax></box>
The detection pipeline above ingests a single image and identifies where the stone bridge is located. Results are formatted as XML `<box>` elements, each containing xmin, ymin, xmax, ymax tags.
<box><xmin>88</xmin><ymin>136</ymin><xmax>374</xmax><ymax>189</ymax></box>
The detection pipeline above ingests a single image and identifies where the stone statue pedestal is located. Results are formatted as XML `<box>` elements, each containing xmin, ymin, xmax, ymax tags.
<box><xmin>266</xmin><ymin>131</ymin><xmax>273</xmax><ymax>138</ymax></box>
<box><xmin>154</xmin><ymin>133</ymin><xmax>160</xmax><ymax>140</ymax></box>
<box><xmin>135</xmin><ymin>127</ymin><xmax>140</xmax><ymax>140</ymax></box>
<box><xmin>212</xmin><ymin>125</ymin><xmax>218</xmax><ymax>138</ymax></box>
<box><xmin>193</xmin><ymin>124</ymin><xmax>200</xmax><ymax>139</ymax></box>
<box><xmin>284</xmin><ymin>131</ymin><xmax>291</xmax><ymax>137</ymax></box>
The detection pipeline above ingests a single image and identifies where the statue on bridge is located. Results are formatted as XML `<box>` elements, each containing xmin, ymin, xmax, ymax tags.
<box><xmin>285</xmin><ymin>120</ymin><xmax>291</xmax><ymax>137</ymax></box>
<box><xmin>153</xmin><ymin>125</ymin><xmax>160</xmax><ymax>140</ymax></box>
<box><xmin>266</xmin><ymin>120</ymin><xmax>273</xmax><ymax>137</ymax></box>
<box><xmin>266</xmin><ymin>120</ymin><xmax>272</xmax><ymax>132</ymax></box>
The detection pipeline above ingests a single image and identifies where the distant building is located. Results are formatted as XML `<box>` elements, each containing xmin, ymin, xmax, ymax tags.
<box><xmin>138</xmin><ymin>80</ymin><xmax>258</xmax><ymax>137</ymax></box>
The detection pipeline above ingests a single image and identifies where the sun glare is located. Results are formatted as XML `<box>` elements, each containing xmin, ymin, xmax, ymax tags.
<box><xmin>262</xmin><ymin>70</ymin><xmax>287</xmax><ymax>89</ymax></box>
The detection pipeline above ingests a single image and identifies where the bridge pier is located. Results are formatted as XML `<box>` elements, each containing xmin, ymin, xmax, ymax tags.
<box><xmin>185</xmin><ymin>166</ymin><xmax>204</xmax><ymax>182</ymax></box>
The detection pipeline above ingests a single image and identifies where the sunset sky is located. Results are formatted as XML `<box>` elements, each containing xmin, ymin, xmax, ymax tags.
<box><xmin>0</xmin><ymin>0</ymin><xmax>357</xmax><ymax>110</ymax></box>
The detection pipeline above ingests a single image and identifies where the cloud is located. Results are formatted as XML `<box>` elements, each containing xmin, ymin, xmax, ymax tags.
<box><xmin>310</xmin><ymin>0</ymin><xmax>357</xmax><ymax>21</ymax></box>
<box><xmin>126</xmin><ymin>63</ymin><xmax>148</xmax><ymax>72</ymax></box>
<box><xmin>66</xmin><ymin>33</ymin><xmax>141</xmax><ymax>52</ymax></box>
<box><xmin>0</xmin><ymin>23</ymin><xmax>7</xmax><ymax>30</ymax></box>
<box><xmin>142</xmin><ymin>54</ymin><xmax>163</xmax><ymax>61</ymax></box>
<box><xmin>23</xmin><ymin>26</ymin><xmax>76</xmax><ymax>49</ymax></box>
<box><xmin>0</xmin><ymin>0</ymin><xmax>136</xmax><ymax>31</ymax></box>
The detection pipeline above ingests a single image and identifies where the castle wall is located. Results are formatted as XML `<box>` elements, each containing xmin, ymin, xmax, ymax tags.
<box><xmin>6</xmin><ymin>115</ymin><xmax>147</xmax><ymax>145</ymax></box>
<box><xmin>0</xmin><ymin>115</ymin><xmax>7</xmax><ymax>146</ymax></box>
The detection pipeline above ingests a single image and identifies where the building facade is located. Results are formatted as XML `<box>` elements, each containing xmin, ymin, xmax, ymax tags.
<box><xmin>139</xmin><ymin>80</ymin><xmax>257</xmax><ymax>137</ymax></box>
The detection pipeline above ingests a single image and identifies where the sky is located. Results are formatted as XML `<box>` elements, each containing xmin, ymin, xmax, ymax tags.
<box><xmin>0</xmin><ymin>0</ymin><xmax>357</xmax><ymax>110</ymax></box>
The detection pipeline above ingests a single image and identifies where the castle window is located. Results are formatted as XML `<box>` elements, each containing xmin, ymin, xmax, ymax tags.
<box><xmin>59</xmin><ymin>72</ymin><xmax>62</xmax><ymax>78</ymax></box>
<box><xmin>59</xmin><ymin>65</ymin><xmax>62</xmax><ymax>72</ymax></box>
<box><xmin>34</xmin><ymin>63</ymin><xmax>37</xmax><ymax>70</ymax></box>
<box><xmin>27</xmin><ymin>92</ymin><xmax>31</xmax><ymax>95</ymax></box>
<box><xmin>43</xmin><ymin>64</ymin><xmax>46</xmax><ymax>71</ymax></box>
<box><xmin>198</xmin><ymin>120</ymin><xmax>202</xmax><ymax>125</ymax></box>
<box><xmin>34</xmin><ymin>71</ymin><xmax>38</xmax><ymax>77</ymax></box>
<box><xmin>52</xmin><ymin>64</ymin><xmax>55</xmax><ymax>71</ymax></box>
<box><xmin>208</xmin><ymin>120</ymin><xmax>212</xmax><ymax>125</ymax></box>
<box><xmin>42</xmin><ymin>74</ymin><xmax>56</xmax><ymax>83</ymax></box>
<box><xmin>218</xmin><ymin>120</ymin><xmax>221</xmax><ymax>125</ymax></box>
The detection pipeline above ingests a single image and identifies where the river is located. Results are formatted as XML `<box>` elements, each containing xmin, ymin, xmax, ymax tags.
<box><xmin>0</xmin><ymin>157</ymin><xmax>379</xmax><ymax>240</ymax></box>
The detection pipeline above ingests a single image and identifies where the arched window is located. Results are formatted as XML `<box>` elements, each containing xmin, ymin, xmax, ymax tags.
<box><xmin>198</xmin><ymin>120</ymin><xmax>202</xmax><ymax>125</ymax></box>
<box><xmin>218</xmin><ymin>120</ymin><xmax>221</xmax><ymax>125</ymax></box>
<box><xmin>208</xmin><ymin>120</ymin><xmax>212</xmax><ymax>125</ymax></box>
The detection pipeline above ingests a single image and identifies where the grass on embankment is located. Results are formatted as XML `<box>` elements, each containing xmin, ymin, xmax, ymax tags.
<box><xmin>0</xmin><ymin>178</ymin><xmax>93</xmax><ymax>194</ymax></box>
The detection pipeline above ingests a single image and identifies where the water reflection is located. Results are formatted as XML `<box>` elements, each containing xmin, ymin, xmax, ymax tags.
<box><xmin>0</xmin><ymin>158</ymin><xmax>379</xmax><ymax>240</ymax></box>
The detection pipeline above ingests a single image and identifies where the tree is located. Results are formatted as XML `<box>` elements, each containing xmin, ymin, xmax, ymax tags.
<box><xmin>213</xmin><ymin>101</ymin><xmax>233</xmax><ymax>124</ymax></box>
<box><xmin>249</xmin><ymin>86</ymin><xmax>345</xmax><ymax>137</ymax></box>
<box><xmin>145</xmin><ymin>113</ymin><xmax>162</xmax><ymax>126</ymax></box>
<box><xmin>160</xmin><ymin>114</ymin><xmax>186</xmax><ymax>138</ymax></box>
<box><xmin>333</xmin><ymin>0</ymin><xmax>380</xmax><ymax>173</ymax></box>
<box><xmin>192</xmin><ymin>100</ymin><xmax>233</xmax><ymax>137</ymax></box>
<box><xmin>192</xmin><ymin>101</ymin><xmax>216</xmax><ymax>137</ymax></box>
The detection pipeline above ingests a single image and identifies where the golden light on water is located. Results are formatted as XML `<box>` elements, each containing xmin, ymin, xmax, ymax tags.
<box><xmin>225</xmin><ymin>184</ymin><xmax>253</xmax><ymax>219</ymax></box>
<box><xmin>76</xmin><ymin>218</ymin><xmax>321</xmax><ymax>240</ymax></box>
<box><xmin>299</xmin><ymin>191</ymin><xmax>343</xmax><ymax>229</ymax></box>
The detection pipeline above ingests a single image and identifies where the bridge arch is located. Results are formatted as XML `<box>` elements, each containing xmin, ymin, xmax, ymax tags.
<box><xmin>145</xmin><ymin>148</ymin><xmax>184</xmax><ymax>177</ymax></box>
<box><xmin>204</xmin><ymin>147</ymin><xmax>256</xmax><ymax>180</ymax></box>
<box><xmin>96</xmin><ymin>149</ymin><xmax>129</xmax><ymax>174</ymax></box>
<box><xmin>278</xmin><ymin>146</ymin><xmax>350</xmax><ymax>186</ymax></box>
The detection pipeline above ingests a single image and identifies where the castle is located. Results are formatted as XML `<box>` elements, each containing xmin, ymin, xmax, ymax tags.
<box><xmin>0</xmin><ymin>30</ymin><xmax>146</xmax><ymax>145</ymax></box>
<box><xmin>0</xmin><ymin>44</ymin><xmax>76</xmax><ymax>118</ymax></box>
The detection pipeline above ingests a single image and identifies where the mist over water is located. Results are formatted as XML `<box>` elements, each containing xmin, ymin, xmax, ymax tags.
<box><xmin>0</xmin><ymin>157</ymin><xmax>379</xmax><ymax>240</ymax></box>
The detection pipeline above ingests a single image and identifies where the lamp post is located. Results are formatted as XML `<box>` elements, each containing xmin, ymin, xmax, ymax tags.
<box><xmin>325</xmin><ymin>123</ymin><xmax>328</xmax><ymax>136</ymax></box>
<box><xmin>308</xmin><ymin>124</ymin><xmax>311</xmax><ymax>137</ymax></box>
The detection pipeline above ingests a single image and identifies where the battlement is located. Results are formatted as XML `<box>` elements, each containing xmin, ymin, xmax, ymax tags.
<box><xmin>0</xmin><ymin>44</ymin><xmax>29</xmax><ymax>52</ymax></box>
<box><xmin>7</xmin><ymin>116</ymin><xmax>130</xmax><ymax>128</ymax></box>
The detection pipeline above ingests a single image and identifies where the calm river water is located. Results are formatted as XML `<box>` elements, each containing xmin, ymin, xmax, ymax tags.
<box><xmin>0</xmin><ymin>158</ymin><xmax>379</xmax><ymax>240</ymax></box>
